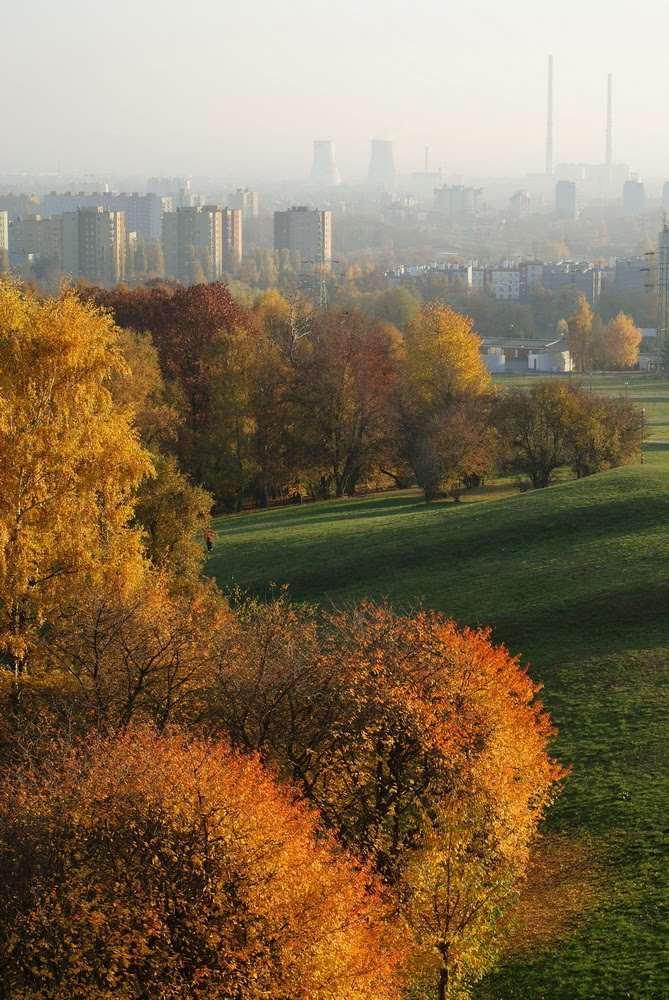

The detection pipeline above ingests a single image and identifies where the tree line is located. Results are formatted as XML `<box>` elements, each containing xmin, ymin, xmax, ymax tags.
<box><xmin>0</xmin><ymin>281</ymin><xmax>566</xmax><ymax>999</ymax></box>
<box><xmin>82</xmin><ymin>282</ymin><xmax>645</xmax><ymax>512</ymax></box>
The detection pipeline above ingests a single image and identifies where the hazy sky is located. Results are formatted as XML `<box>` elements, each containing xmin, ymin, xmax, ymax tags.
<box><xmin>6</xmin><ymin>0</ymin><xmax>669</xmax><ymax>183</ymax></box>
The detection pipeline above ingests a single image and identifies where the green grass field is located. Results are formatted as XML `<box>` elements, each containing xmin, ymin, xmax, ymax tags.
<box><xmin>206</xmin><ymin>375</ymin><xmax>669</xmax><ymax>999</ymax></box>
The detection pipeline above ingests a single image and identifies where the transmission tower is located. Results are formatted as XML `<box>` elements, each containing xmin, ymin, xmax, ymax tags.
<box><xmin>300</xmin><ymin>257</ymin><xmax>340</xmax><ymax>310</ymax></box>
<box><xmin>657</xmin><ymin>217</ymin><xmax>669</xmax><ymax>371</ymax></box>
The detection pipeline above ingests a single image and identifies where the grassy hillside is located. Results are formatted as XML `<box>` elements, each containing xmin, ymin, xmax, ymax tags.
<box><xmin>206</xmin><ymin>392</ymin><xmax>669</xmax><ymax>998</ymax></box>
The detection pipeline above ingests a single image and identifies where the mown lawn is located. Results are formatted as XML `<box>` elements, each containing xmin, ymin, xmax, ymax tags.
<box><xmin>205</xmin><ymin>391</ymin><xmax>669</xmax><ymax>998</ymax></box>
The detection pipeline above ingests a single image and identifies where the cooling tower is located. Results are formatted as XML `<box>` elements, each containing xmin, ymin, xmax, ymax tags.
<box><xmin>368</xmin><ymin>139</ymin><xmax>396</xmax><ymax>188</ymax></box>
<box><xmin>310</xmin><ymin>140</ymin><xmax>341</xmax><ymax>187</ymax></box>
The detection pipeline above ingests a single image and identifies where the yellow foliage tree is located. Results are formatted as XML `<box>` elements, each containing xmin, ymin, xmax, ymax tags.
<box><xmin>601</xmin><ymin>312</ymin><xmax>642</xmax><ymax>369</ymax></box>
<box><xmin>0</xmin><ymin>283</ymin><xmax>151</xmax><ymax>672</ymax></box>
<box><xmin>403</xmin><ymin>301</ymin><xmax>490</xmax><ymax>419</ymax></box>
<box><xmin>566</xmin><ymin>295</ymin><xmax>594</xmax><ymax>372</ymax></box>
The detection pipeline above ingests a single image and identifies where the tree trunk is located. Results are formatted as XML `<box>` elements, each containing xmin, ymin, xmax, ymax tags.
<box><xmin>438</xmin><ymin>964</ymin><xmax>448</xmax><ymax>1000</ymax></box>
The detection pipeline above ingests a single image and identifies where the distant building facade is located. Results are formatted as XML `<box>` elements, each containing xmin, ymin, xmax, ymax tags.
<box><xmin>509</xmin><ymin>190</ymin><xmax>531</xmax><ymax>220</ymax></box>
<box><xmin>387</xmin><ymin>257</ymin><xmax>600</xmax><ymax>306</ymax></box>
<box><xmin>229</xmin><ymin>188</ymin><xmax>259</xmax><ymax>218</ymax></box>
<box><xmin>0</xmin><ymin>194</ymin><xmax>40</xmax><ymax>221</ymax></box>
<box><xmin>434</xmin><ymin>184</ymin><xmax>482</xmax><ymax>219</ymax></box>
<box><xmin>540</xmin><ymin>261</ymin><xmax>601</xmax><ymax>306</ymax></box>
<box><xmin>491</xmin><ymin>267</ymin><xmax>521</xmax><ymax>301</ymax></box>
<box><xmin>43</xmin><ymin>191</ymin><xmax>163</xmax><ymax>243</ymax></box>
<box><xmin>274</xmin><ymin>206</ymin><xmax>331</xmax><ymax>267</ymax></box>
<box><xmin>0</xmin><ymin>211</ymin><xmax>8</xmax><ymax>253</ymax></box>
<box><xmin>60</xmin><ymin>207</ymin><xmax>125</xmax><ymax>285</ymax></box>
<box><xmin>9</xmin><ymin>215</ymin><xmax>63</xmax><ymax>267</ymax></box>
<box><xmin>623</xmin><ymin>179</ymin><xmax>645</xmax><ymax>217</ymax></box>
<box><xmin>555</xmin><ymin>180</ymin><xmax>577</xmax><ymax>220</ymax></box>
<box><xmin>615</xmin><ymin>256</ymin><xmax>654</xmax><ymax>296</ymax></box>
<box><xmin>162</xmin><ymin>205</ymin><xmax>242</xmax><ymax>285</ymax></box>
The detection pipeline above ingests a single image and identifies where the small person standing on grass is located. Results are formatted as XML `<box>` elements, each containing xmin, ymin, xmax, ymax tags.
<box><xmin>204</xmin><ymin>527</ymin><xmax>217</xmax><ymax>554</ymax></box>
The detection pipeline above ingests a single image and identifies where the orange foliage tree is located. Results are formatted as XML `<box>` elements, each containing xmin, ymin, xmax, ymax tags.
<box><xmin>0</xmin><ymin>728</ymin><xmax>407</xmax><ymax>1000</ymax></box>
<box><xmin>206</xmin><ymin>598</ymin><xmax>565</xmax><ymax>998</ymax></box>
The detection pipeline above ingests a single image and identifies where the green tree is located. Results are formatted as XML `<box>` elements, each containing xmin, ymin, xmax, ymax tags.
<box><xmin>133</xmin><ymin>455</ymin><xmax>213</xmax><ymax>585</ymax></box>
<box><xmin>496</xmin><ymin>381</ymin><xmax>579</xmax><ymax>488</ymax></box>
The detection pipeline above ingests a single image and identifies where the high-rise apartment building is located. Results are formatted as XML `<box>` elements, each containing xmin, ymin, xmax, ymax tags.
<box><xmin>555</xmin><ymin>180</ymin><xmax>577</xmax><ymax>220</ymax></box>
<box><xmin>0</xmin><ymin>212</ymin><xmax>8</xmax><ymax>253</ymax></box>
<box><xmin>60</xmin><ymin>207</ymin><xmax>125</xmax><ymax>285</ymax></box>
<box><xmin>9</xmin><ymin>215</ymin><xmax>64</xmax><ymax>267</ymax></box>
<box><xmin>434</xmin><ymin>185</ymin><xmax>482</xmax><ymax>219</ymax></box>
<box><xmin>229</xmin><ymin>188</ymin><xmax>259</xmax><ymax>218</ymax></box>
<box><xmin>663</xmin><ymin>182</ymin><xmax>669</xmax><ymax>215</ymax></box>
<box><xmin>43</xmin><ymin>191</ymin><xmax>163</xmax><ymax>243</ymax></box>
<box><xmin>273</xmin><ymin>206</ymin><xmax>331</xmax><ymax>268</ymax></box>
<box><xmin>162</xmin><ymin>205</ymin><xmax>242</xmax><ymax>285</ymax></box>
<box><xmin>623</xmin><ymin>179</ymin><xmax>645</xmax><ymax>217</ymax></box>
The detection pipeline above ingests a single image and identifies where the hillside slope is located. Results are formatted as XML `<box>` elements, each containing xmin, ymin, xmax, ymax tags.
<box><xmin>208</xmin><ymin>457</ymin><xmax>669</xmax><ymax>998</ymax></box>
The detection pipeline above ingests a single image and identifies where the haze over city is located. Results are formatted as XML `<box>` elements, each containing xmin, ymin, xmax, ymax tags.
<box><xmin>7</xmin><ymin>0</ymin><xmax>669</xmax><ymax>182</ymax></box>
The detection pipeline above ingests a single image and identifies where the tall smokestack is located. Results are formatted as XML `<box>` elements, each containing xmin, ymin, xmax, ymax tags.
<box><xmin>310</xmin><ymin>140</ymin><xmax>341</xmax><ymax>187</ymax></box>
<box><xmin>606</xmin><ymin>73</ymin><xmax>612</xmax><ymax>168</ymax></box>
<box><xmin>546</xmin><ymin>55</ymin><xmax>553</xmax><ymax>176</ymax></box>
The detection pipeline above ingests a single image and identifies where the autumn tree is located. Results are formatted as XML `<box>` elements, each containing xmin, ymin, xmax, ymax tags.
<box><xmin>294</xmin><ymin>308</ymin><xmax>401</xmax><ymax>497</ymax></box>
<box><xmin>0</xmin><ymin>283</ymin><xmax>151</xmax><ymax>674</ymax></box>
<box><xmin>132</xmin><ymin>455</ymin><xmax>213</xmax><ymax>584</ymax></box>
<box><xmin>566</xmin><ymin>394</ymin><xmax>645</xmax><ymax>478</ymax></box>
<box><xmin>37</xmin><ymin>578</ymin><xmax>226</xmax><ymax>731</ymax></box>
<box><xmin>0</xmin><ymin>728</ymin><xmax>407</xmax><ymax>1000</ymax></box>
<box><xmin>495</xmin><ymin>380</ymin><xmax>580</xmax><ymax>488</ymax></box>
<box><xmin>247</xmin><ymin>328</ymin><xmax>296</xmax><ymax>507</ymax></box>
<box><xmin>406</xmin><ymin>398</ymin><xmax>498</xmax><ymax>501</ymax></box>
<box><xmin>106</xmin><ymin>325</ymin><xmax>182</xmax><ymax>452</ymax></box>
<box><xmin>82</xmin><ymin>282</ymin><xmax>253</xmax><ymax>442</ymax></box>
<box><xmin>401</xmin><ymin>301</ymin><xmax>492</xmax><ymax>500</ymax></box>
<box><xmin>205</xmin><ymin>597</ymin><xmax>564</xmax><ymax>999</ymax></box>
<box><xmin>566</xmin><ymin>295</ymin><xmax>594</xmax><ymax>371</ymax></box>
<box><xmin>403</xmin><ymin>301</ymin><xmax>490</xmax><ymax>412</ymax></box>
<box><xmin>497</xmin><ymin>380</ymin><xmax>645</xmax><ymax>487</ymax></box>
<box><xmin>595</xmin><ymin>312</ymin><xmax>642</xmax><ymax>369</ymax></box>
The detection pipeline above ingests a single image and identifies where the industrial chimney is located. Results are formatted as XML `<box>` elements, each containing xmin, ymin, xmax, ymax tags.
<box><xmin>605</xmin><ymin>73</ymin><xmax>612</xmax><ymax>169</ymax></box>
<box><xmin>546</xmin><ymin>55</ymin><xmax>553</xmax><ymax>176</ymax></box>
<box><xmin>310</xmin><ymin>140</ymin><xmax>341</xmax><ymax>187</ymax></box>
<box><xmin>368</xmin><ymin>138</ymin><xmax>396</xmax><ymax>188</ymax></box>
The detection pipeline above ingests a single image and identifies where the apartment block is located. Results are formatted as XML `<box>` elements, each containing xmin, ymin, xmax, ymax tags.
<box><xmin>555</xmin><ymin>180</ymin><xmax>577</xmax><ymax>220</ymax></box>
<box><xmin>540</xmin><ymin>261</ymin><xmax>601</xmax><ymax>306</ymax></box>
<box><xmin>162</xmin><ymin>205</ymin><xmax>242</xmax><ymax>285</ymax></box>
<box><xmin>434</xmin><ymin>184</ymin><xmax>482</xmax><ymax>219</ymax></box>
<box><xmin>273</xmin><ymin>206</ymin><xmax>331</xmax><ymax>267</ymax></box>
<box><xmin>43</xmin><ymin>191</ymin><xmax>162</xmax><ymax>243</ymax></box>
<box><xmin>0</xmin><ymin>212</ymin><xmax>8</xmax><ymax>252</ymax></box>
<box><xmin>229</xmin><ymin>188</ymin><xmax>259</xmax><ymax>218</ymax></box>
<box><xmin>623</xmin><ymin>179</ymin><xmax>645</xmax><ymax>217</ymax></box>
<box><xmin>60</xmin><ymin>207</ymin><xmax>125</xmax><ymax>285</ymax></box>
<box><xmin>9</xmin><ymin>215</ymin><xmax>63</xmax><ymax>267</ymax></box>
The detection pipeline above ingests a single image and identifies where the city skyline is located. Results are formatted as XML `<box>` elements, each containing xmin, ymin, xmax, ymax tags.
<box><xmin>6</xmin><ymin>0</ymin><xmax>669</xmax><ymax>182</ymax></box>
